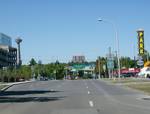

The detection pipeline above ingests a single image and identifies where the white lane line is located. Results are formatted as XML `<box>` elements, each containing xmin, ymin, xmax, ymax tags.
<box><xmin>89</xmin><ymin>101</ymin><xmax>94</xmax><ymax>107</ymax></box>
<box><xmin>86</xmin><ymin>86</ymin><xmax>88</xmax><ymax>89</ymax></box>
<box><xmin>51</xmin><ymin>89</ymin><xmax>54</xmax><ymax>91</ymax></box>
<box><xmin>88</xmin><ymin>91</ymin><xmax>90</xmax><ymax>95</ymax></box>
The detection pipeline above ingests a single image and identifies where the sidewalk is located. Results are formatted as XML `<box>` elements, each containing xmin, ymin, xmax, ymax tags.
<box><xmin>0</xmin><ymin>80</ymin><xmax>34</xmax><ymax>91</ymax></box>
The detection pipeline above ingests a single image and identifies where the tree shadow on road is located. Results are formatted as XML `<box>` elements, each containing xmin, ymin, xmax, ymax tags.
<box><xmin>0</xmin><ymin>96</ymin><xmax>65</xmax><ymax>103</ymax></box>
<box><xmin>0</xmin><ymin>90</ymin><xmax>65</xmax><ymax>103</ymax></box>
<box><xmin>0</xmin><ymin>90</ymin><xmax>61</xmax><ymax>96</ymax></box>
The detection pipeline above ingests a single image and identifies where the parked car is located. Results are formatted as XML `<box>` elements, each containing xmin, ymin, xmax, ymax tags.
<box><xmin>121</xmin><ymin>73</ymin><xmax>137</xmax><ymax>78</ymax></box>
<box><xmin>138</xmin><ymin>67</ymin><xmax>150</xmax><ymax>78</ymax></box>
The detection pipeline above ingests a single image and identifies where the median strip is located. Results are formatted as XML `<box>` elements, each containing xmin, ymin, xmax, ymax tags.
<box><xmin>102</xmin><ymin>78</ymin><xmax>150</xmax><ymax>95</ymax></box>
<box><xmin>0</xmin><ymin>81</ymin><xmax>34</xmax><ymax>91</ymax></box>
<box><xmin>126</xmin><ymin>82</ymin><xmax>150</xmax><ymax>95</ymax></box>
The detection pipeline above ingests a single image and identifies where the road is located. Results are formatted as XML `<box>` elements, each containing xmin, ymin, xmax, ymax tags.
<box><xmin>0</xmin><ymin>79</ymin><xmax>150</xmax><ymax>114</ymax></box>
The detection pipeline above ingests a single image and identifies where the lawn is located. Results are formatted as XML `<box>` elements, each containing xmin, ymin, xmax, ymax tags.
<box><xmin>0</xmin><ymin>85</ymin><xmax>7</xmax><ymax>90</ymax></box>
<box><xmin>126</xmin><ymin>83</ymin><xmax>150</xmax><ymax>94</ymax></box>
<box><xmin>103</xmin><ymin>78</ymin><xmax>150</xmax><ymax>84</ymax></box>
<box><xmin>102</xmin><ymin>78</ymin><xmax>150</xmax><ymax>94</ymax></box>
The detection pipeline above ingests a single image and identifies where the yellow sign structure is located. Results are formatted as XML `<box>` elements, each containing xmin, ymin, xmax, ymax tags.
<box><xmin>144</xmin><ymin>61</ymin><xmax>150</xmax><ymax>67</ymax></box>
<box><xmin>137</xmin><ymin>29</ymin><xmax>144</xmax><ymax>55</ymax></box>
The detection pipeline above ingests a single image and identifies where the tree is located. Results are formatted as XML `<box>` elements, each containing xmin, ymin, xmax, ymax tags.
<box><xmin>143</xmin><ymin>50</ymin><xmax>150</xmax><ymax>62</ymax></box>
<box><xmin>95</xmin><ymin>57</ymin><xmax>107</xmax><ymax>78</ymax></box>
<box><xmin>29</xmin><ymin>58</ymin><xmax>37</xmax><ymax>66</ymax></box>
<box><xmin>120</xmin><ymin>57</ymin><xmax>136</xmax><ymax>68</ymax></box>
<box><xmin>54</xmin><ymin>61</ymin><xmax>65</xmax><ymax>79</ymax></box>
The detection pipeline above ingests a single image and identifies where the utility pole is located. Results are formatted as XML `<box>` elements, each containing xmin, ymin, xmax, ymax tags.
<box><xmin>147</xmin><ymin>52</ymin><xmax>149</xmax><ymax>61</ymax></box>
<box><xmin>108</xmin><ymin>47</ymin><xmax>111</xmax><ymax>79</ymax></box>
<box><xmin>98</xmin><ymin>56</ymin><xmax>101</xmax><ymax>79</ymax></box>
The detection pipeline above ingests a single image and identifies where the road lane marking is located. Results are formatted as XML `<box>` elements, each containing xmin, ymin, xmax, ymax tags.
<box><xmin>89</xmin><ymin>101</ymin><xmax>94</xmax><ymax>107</ymax></box>
<box><xmin>86</xmin><ymin>86</ymin><xmax>88</xmax><ymax>89</ymax></box>
<box><xmin>51</xmin><ymin>89</ymin><xmax>54</xmax><ymax>91</ymax></box>
<box><xmin>88</xmin><ymin>91</ymin><xmax>90</xmax><ymax>95</ymax></box>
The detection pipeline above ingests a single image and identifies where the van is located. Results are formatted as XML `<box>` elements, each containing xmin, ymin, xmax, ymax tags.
<box><xmin>138</xmin><ymin>67</ymin><xmax>150</xmax><ymax>78</ymax></box>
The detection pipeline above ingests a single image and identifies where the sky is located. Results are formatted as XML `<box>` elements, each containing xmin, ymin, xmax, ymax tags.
<box><xmin>0</xmin><ymin>0</ymin><xmax>150</xmax><ymax>64</ymax></box>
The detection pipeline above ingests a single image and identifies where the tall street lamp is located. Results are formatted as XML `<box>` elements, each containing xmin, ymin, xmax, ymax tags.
<box><xmin>98</xmin><ymin>18</ymin><xmax>121</xmax><ymax>78</ymax></box>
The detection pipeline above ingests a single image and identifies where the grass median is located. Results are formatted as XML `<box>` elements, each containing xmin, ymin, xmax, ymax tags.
<box><xmin>102</xmin><ymin>78</ymin><xmax>150</xmax><ymax>94</ymax></box>
<box><xmin>103</xmin><ymin>78</ymin><xmax>150</xmax><ymax>83</ymax></box>
<box><xmin>0</xmin><ymin>85</ymin><xmax>8</xmax><ymax>90</ymax></box>
<box><xmin>126</xmin><ymin>83</ymin><xmax>150</xmax><ymax>95</ymax></box>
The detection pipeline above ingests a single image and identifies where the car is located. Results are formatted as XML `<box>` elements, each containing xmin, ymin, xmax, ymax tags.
<box><xmin>138</xmin><ymin>67</ymin><xmax>150</xmax><ymax>78</ymax></box>
<box><xmin>121</xmin><ymin>73</ymin><xmax>136</xmax><ymax>78</ymax></box>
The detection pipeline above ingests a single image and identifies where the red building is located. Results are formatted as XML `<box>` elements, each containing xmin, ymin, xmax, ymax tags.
<box><xmin>114</xmin><ymin>68</ymin><xmax>140</xmax><ymax>76</ymax></box>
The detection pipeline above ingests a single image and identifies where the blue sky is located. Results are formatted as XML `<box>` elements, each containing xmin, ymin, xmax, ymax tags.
<box><xmin>0</xmin><ymin>0</ymin><xmax>150</xmax><ymax>64</ymax></box>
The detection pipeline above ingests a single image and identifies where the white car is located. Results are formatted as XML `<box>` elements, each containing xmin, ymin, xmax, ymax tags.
<box><xmin>138</xmin><ymin>67</ymin><xmax>150</xmax><ymax>78</ymax></box>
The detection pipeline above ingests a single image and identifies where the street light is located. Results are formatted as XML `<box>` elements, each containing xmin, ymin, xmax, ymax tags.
<box><xmin>98</xmin><ymin>18</ymin><xmax>121</xmax><ymax>78</ymax></box>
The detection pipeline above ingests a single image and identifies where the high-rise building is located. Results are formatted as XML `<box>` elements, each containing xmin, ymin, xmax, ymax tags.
<box><xmin>0</xmin><ymin>45</ymin><xmax>17</xmax><ymax>68</ymax></box>
<box><xmin>72</xmin><ymin>55</ymin><xmax>86</xmax><ymax>63</ymax></box>
<box><xmin>0</xmin><ymin>33</ymin><xmax>17</xmax><ymax>68</ymax></box>
<box><xmin>0</xmin><ymin>33</ymin><xmax>12</xmax><ymax>47</ymax></box>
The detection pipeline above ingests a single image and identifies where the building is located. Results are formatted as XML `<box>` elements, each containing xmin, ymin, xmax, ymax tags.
<box><xmin>0</xmin><ymin>33</ymin><xmax>12</xmax><ymax>47</ymax></box>
<box><xmin>0</xmin><ymin>33</ymin><xmax>17</xmax><ymax>68</ymax></box>
<box><xmin>72</xmin><ymin>55</ymin><xmax>86</xmax><ymax>63</ymax></box>
<box><xmin>0</xmin><ymin>45</ymin><xmax>17</xmax><ymax>68</ymax></box>
<box><xmin>68</xmin><ymin>62</ymin><xmax>95</xmax><ymax>79</ymax></box>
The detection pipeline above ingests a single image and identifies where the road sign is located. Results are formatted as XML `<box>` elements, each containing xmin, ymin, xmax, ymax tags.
<box><xmin>137</xmin><ymin>56</ymin><xmax>143</xmax><ymax>61</ymax></box>
<box><xmin>137</xmin><ymin>60</ymin><xmax>144</xmax><ymax>66</ymax></box>
<box><xmin>137</xmin><ymin>29</ymin><xmax>144</xmax><ymax>56</ymax></box>
<box><xmin>107</xmin><ymin>60</ymin><xmax>114</xmax><ymax>70</ymax></box>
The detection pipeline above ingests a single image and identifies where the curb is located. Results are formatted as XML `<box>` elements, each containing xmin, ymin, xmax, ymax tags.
<box><xmin>0</xmin><ymin>81</ymin><xmax>34</xmax><ymax>92</ymax></box>
<box><xmin>1</xmin><ymin>85</ymin><xmax>14</xmax><ymax>92</ymax></box>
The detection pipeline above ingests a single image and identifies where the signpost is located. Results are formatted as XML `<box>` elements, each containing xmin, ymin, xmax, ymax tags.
<box><xmin>106</xmin><ymin>47</ymin><xmax>114</xmax><ymax>78</ymax></box>
<box><xmin>137</xmin><ymin>29</ymin><xmax>144</xmax><ymax>56</ymax></box>
<box><xmin>137</xmin><ymin>60</ymin><xmax>144</xmax><ymax>66</ymax></box>
<box><xmin>107</xmin><ymin>59</ymin><xmax>114</xmax><ymax>70</ymax></box>
<box><xmin>137</xmin><ymin>55</ymin><xmax>144</xmax><ymax>67</ymax></box>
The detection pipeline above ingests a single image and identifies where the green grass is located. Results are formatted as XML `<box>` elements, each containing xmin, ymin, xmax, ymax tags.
<box><xmin>103</xmin><ymin>78</ymin><xmax>150</xmax><ymax>84</ymax></box>
<box><xmin>103</xmin><ymin>78</ymin><xmax>150</xmax><ymax>94</ymax></box>
<box><xmin>102</xmin><ymin>78</ymin><xmax>150</xmax><ymax>94</ymax></box>
<box><xmin>0</xmin><ymin>85</ymin><xmax>7</xmax><ymax>90</ymax></box>
<box><xmin>126</xmin><ymin>83</ymin><xmax>150</xmax><ymax>94</ymax></box>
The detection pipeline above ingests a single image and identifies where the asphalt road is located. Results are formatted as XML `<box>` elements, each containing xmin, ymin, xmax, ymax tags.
<box><xmin>0</xmin><ymin>79</ymin><xmax>150</xmax><ymax>114</ymax></box>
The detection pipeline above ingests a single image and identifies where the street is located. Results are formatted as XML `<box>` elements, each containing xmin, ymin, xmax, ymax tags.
<box><xmin>0</xmin><ymin>80</ymin><xmax>150</xmax><ymax>114</ymax></box>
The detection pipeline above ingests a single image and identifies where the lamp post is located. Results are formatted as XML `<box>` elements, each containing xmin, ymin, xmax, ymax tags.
<box><xmin>98</xmin><ymin>18</ymin><xmax>121</xmax><ymax>78</ymax></box>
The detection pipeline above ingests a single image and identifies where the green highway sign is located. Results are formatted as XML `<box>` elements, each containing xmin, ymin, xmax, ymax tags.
<box><xmin>107</xmin><ymin>60</ymin><xmax>114</xmax><ymax>70</ymax></box>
